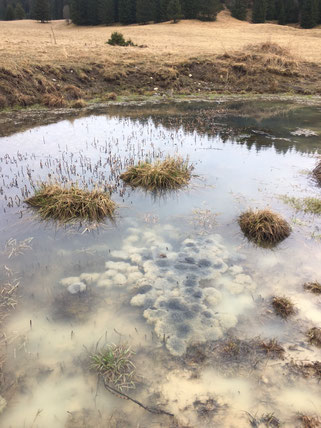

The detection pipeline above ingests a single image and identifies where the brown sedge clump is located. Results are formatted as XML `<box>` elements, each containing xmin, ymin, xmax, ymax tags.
<box><xmin>120</xmin><ymin>157</ymin><xmax>193</xmax><ymax>191</ymax></box>
<box><xmin>238</xmin><ymin>209</ymin><xmax>291</xmax><ymax>247</ymax></box>
<box><xmin>272</xmin><ymin>296</ymin><xmax>295</xmax><ymax>319</ymax></box>
<box><xmin>307</xmin><ymin>327</ymin><xmax>321</xmax><ymax>347</ymax></box>
<box><xmin>25</xmin><ymin>184</ymin><xmax>115</xmax><ymax>223</ymax></box>
<box><xmin>304</xmin><ymin>281</ymin><xmax>321</xmax><ymax>295</ymax></box>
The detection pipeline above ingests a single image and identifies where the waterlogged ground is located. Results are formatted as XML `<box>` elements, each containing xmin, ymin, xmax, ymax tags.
<box><xmin>0</xmin><ymin>100</ymin><xmax>321</xmax><ymax>427</ymax></box>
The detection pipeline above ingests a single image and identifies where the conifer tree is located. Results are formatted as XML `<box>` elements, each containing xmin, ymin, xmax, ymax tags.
<box><xmin>181</xmin><ymin>0</ymin><xmax>198</xmax><ymax>19</ymax></box>
<box><xmin>285</xmin><ymin>0</ymin><xmax>299</xmax><ymax>23</ymax></box>
<box><xmin>198</xmin><ymin>0</ymin><xmax>220</xmax><ymax>21</ymax></box>
<box><xmin>266</xmin><ymin>0</ymin><xmax>276</xmax><ymax>20</ymax></box>
<box><xmin>277</xmin><ymin>0</ymin><xmax>286</xmax><ymax>23</ymax></box>
<box><xmin>99</xmin><ymin>0</ymin><xmax>115</xmax><ymax>24</ymax></box>
<box><xmin>231</xmin><ymin>0</ymin><xmax>247</xmax><ymax>20</ymax></box>
<box><xmin>15</xmin><ymin>2</ymin><xmax>26</xmax><ymax>19</ymax></box>
<box><xmin>5</xmin><ymin>4</ymin><xmax>15</xmax><ymax>20</ymax></box>
<box><xmin>160</xmin><ymin>0</ymin><xmax>169</xmax><ymax>20</ymax></box>
<box><xmin>70</xmin><ymin>0</ymin><xmax>87</xmax><ymax>25</ymax></box>
<box><xmin>300</xmin><ymin>0</ymin><xmax>318</xmax><ymax>28</ymax></box>
<box><xmin>34</xmin><ymin>0</ymin><xmax>50</xmax><ymax>22</ymax></box>
<box><xmin>167</xmin><ymin>0</ymin><xmax>181</xmax><ymax>22</ymax></box>
<box><xmin>136</xmin><ymin>0</ymin><xmax>154</xmax><ymax>23</ymax></box>
<box><xmin>118</xmin><ymin>0</ymin><xmax>136</xmax><ymax>24</ymax></box>
<box><xmin>252</xmin><ymin>0</ymin><xmax>267</xmax><ymax>22</ymax></box>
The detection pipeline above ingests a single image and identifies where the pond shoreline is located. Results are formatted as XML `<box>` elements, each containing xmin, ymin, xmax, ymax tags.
<box><xmin>1</xmin><ymin>93</ymin><xmax>321</xmax><ymax>138</ymax></box>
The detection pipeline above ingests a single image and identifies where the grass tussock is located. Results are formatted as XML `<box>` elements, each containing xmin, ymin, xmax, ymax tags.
<box><xmin>90</xmin><ymin>344</ymin><xmax>135</xmax><ymax>390</ymax></box>
<box><xmin>71</xmin><ymin>99</ymin><xmax>87</xmax><ymax>108</ymax></box>
<box><xmin>304</xmin><ymin>281</ymin><xmax>321</xmax><ymax>295</ymax></box>
<box><xmin>42</xmin><ymin>93</ymin><xmax>67</xmax><ymax>107</ymax></box>
<box><xmin>120</xmin><ymin>157</ymin><xmax>193</xmax><ymax>191</ymax></box>
<box><xmin>25</xmin><ymin>184</ymin><xmax>115</xmax><ymax>223</ymax></box>
<box><xmin>272</xmin><ymin>296</ymin><xmax>295</xmax><ymax>319</ymax></box>
<box><xmin>298</xmin><ymin>414</ymin><xmax>321</xmax><ymax>428</ymax></box>
<box><xmin>281</xmin><ymin>195</ymin><xmax>321</xmax><ymax>215</ymax></box>
<box><xmin>238</xmin><ymin>209</ymin><xmax>291</xmax><ymax>247</ymax></box>
<box><xmin>307</xmin><ymin>327</ymin><xmax>321</xmax><ymax>347</ymax></box>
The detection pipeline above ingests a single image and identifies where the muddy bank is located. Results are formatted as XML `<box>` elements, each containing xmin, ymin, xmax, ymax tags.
<box><xmin>1</xmin><ymin>43</ymin><xmax>321</xmax><ymax>110</ymax></box>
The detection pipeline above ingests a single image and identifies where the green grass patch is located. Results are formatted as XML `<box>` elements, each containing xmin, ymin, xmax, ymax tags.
<box><xmin>90</xmin><ymin>344</ymin><xmax>135</xmax><ymax>390</ymax></box>
<box><xmin>238</xmin><ymin>209</ymin><xmax>291</xmax><ymax>247</ymax></box>
<box><xmin>25</xmin><ymin>184</ymin><xmax>115</xmax><ymax>223</ymax></box>
<box><xmin>281</xmin><ymin>195</ymin><xmax>321</xmax><ymax>215</ymax></box>
<box><xmin>120</xmin><ymin>156</ymin><xmax>193</xmax><ymax>192</ymax></box>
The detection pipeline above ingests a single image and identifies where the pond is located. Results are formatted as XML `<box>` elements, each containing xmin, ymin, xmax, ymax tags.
<box><xmin>0</xmin><ymin>100</ymin><xmax>321</xmax><ymax>427</ymax></box>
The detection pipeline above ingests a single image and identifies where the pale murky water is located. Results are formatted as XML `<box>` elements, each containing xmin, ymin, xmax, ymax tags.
<box><xmin>0</xmin><ymin>100</ymin><xmax>321</xmax><ymax>427</ymax></box>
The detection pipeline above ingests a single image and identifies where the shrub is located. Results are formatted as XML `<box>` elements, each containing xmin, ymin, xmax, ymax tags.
<box><xmin>25</xmin><ymin>184</ymin><xmax>115</xmax><ymax>223</ymax></box>
<box><xmin>107</xmin><ymin>32</ymin><xmax>134</xmax><ymax>47</ymax></box>
<box><xmin>307</xmin><ymin>327</ymin><xmax>321</xmax><ymax>347</ymax></box>
<box><xmin>238</xmin><ymin>209</ymin><xmax>291</xmax><ymax>247</ymax></box>
<box><xmin>120</xmin><ymin>156</ymin><xmax>193</xmax><ymax>191</ymax></box>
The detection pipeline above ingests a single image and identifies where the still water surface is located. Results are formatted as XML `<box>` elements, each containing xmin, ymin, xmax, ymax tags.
<box><xmin>0</xmin><ymin>100</ymin><xmax>321</xmax><ymax>427</ymax></box>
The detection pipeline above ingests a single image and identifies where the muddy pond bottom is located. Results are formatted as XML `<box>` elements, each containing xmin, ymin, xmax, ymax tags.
<box><xmin>0</xmin><ymin>100</ymin><xmax>321</xmax><ymax>427</ymax></box>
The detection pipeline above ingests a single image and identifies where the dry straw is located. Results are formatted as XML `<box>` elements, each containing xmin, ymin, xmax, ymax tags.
<box><xmin>25</xmin><ymin>184</ymin><xmax>115</xmax><ymax>223</ymax></box>
<box><xmin>239</xmin><ymin>209</ymin><xmax>291</xmax><ymax>247</ymax></box>
<box><xmin>120</xmin><ymin>157</ymin><xmax>193</xmax><ymax>191</ymax></box>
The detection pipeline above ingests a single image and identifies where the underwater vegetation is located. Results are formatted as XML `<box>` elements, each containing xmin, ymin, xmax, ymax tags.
<box><xmin>90</xmin><ymin>344</ymin><xmax>136</xmax><ymax>391</ymax></box>
<box><xmin>281</xmin><ymin>196</ymin><xmax>321</xmax><ymax>215</ymax></box>
<box><xmin>272</xmin><ymin>296</ymin><xmax>296</xmax><ymax>319</ymax></box>
<box><xmin>307</xmin><ymin>327</ymin><xmax>321</xmax><ymax>348</ymax></box>
<box><xmin>120</xmin><ymin>157</ymin><xmax>193</xmax><ymax>191</ymax></box>
<box><xmin>25</xmin><ymin>184</ymin><xmax>116</xmax><ymax>223</ymax></box>
<box><xmin>304</xmin><ymin>281</ymin><xmax>321</xmax><ymax>295</ymax></box>
<box><xmin>238</xmin><ymin>209</ymin><xmax>291</xmax><ymax>247</ymax></box>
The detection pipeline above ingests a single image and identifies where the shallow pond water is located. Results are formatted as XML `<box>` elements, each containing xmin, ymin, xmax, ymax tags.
<box><xmin>0</xmin><ymin>100</ymin><xmax>321</xmax><ymax>427</ymax></box>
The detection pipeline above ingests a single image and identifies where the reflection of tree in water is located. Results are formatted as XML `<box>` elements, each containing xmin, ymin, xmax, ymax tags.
<box><xmin>121</xmin><ymin>101</ymin><xmax>321</xmax><ymax>155</ymax></box>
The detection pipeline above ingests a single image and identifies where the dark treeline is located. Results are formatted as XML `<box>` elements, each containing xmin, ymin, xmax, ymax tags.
<box><xmin>1</xmin><ymin>0</ymin><xmax>320</xmax><ymax>29</ymax></box>
<box><xmin>69</xmin><ymin>0</ymin><xmax>223</xmax><ymax>25</ymax></box>
<box><xmin>0</xmin><ymin>0</ymin><xmax>66</xmax><ymax>20</ymax></box>
<box><xmin>229</xmin><ymin>0</ymin><xmax>321</xmax><ymax>28</ymax></box>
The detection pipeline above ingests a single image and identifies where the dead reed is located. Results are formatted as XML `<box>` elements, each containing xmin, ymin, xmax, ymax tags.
<box><xmin>120</xmin><ymin>157</ymin><xmax>193</xmax><ymax>191</ymax></box>
<box><xmin>25</xmin><ymin>184</ymin><xmax>115</xmax><ymax>223</ymax></box>
<box><xmin>304</xmin><ymin>281</ymin><xmax>321</xmax><ymax>295</ymax></box>
<box><xmin>238</xmin><ymin>209</ymin><xmax>291</xmax><ymax>247</ymax></box>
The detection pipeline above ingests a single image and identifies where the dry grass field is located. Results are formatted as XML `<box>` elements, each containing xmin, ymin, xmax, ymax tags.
<box><xmin>0</xmin><ymin>10</ymin><xmax>321</xmax><ymax>108</ymax></box>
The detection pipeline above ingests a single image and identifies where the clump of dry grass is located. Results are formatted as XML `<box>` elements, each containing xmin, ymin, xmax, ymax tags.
<box><xmin>312</xmin><ymin>160</ymin><xmax>321</xmax><ymax>184</ymax></box>
<box><xmin>238</xmin><ymin>209</ymin><xmax>291</xmax><ymax>247</ymax></box>
<box><xmin>272</xmin><ymin>296</ymin><xmax>295</xmax><ymax>319</ymax></box>
<box><xmin>71</xmin><ymin>99</ymin><xmax>86</xmax><ymax>108</ymax></box>
<box><xmin>120</xmin><ymin>157</ymin><xmax>193</xmax><ymax>191</ymax></box>
<box><xmin>298</xmin><ymin>413</ymin><xmax>321</xmax><ymax>428</ymax></box>
<box><xmin>90</xmin><ymin>344</ymin><xmax>135</xmax><ymax>391</ymax></box>
<box><xmin>25</xmin><ymin>184</ymin><xmax>115</xmax><ymax>223</ymax></box>
<box><xmin>304</xmin><ymin>281</ymin><xmax>321</xmax><ymax>295</ymax></box>
<box><xmin>259</xmin><ymin>339</ymin><xmax>285</xmax><ymax>359</ymax></box>
<box><xmin>307</xmin><ymin>327</ymin><xmax>321</xmax><ymax>347</ymax></box>
<box><xmin>42</xmin><ymin>93</ymin><xmax>67</xmax><ymax>107</ymax></box>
